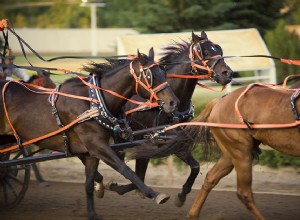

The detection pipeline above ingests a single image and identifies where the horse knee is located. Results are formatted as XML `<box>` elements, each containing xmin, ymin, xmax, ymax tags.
<box><xmin>236</xmin><ymin>188</ymin><xmax>254</xmax><ymax>209</ymax></box>
<box><xmin>202</xmin><ymin>172</ymin><xmax>218</xmax><ymax>191</ymax></box>
<box><xmin>191</xmin><ymin>165</ymin><xmax>200</xmax><ymax>175</ymax></box>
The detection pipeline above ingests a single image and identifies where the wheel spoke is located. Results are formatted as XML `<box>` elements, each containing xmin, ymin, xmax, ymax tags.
<box><xmin>11</xmin><ymin>151</ymin><xmax>22</xmax><ymax>160</ymax></box>
<box><xmin>7</xmin><ymin>173</ymin><xmax>24</xmax><ymax>185</ymax></box>
<box><xmin>8</xmin><ymin>166</ymin><xmax>26</xmax><ymax>172</ymax></box>
<box><xmin>4</xmin><ymin>178</ymin><xmax>18</xmax><ymax>198</ymax></box>
<box><xmin>2</xmin><ymin>182</ymin><xmax>8</xmax><ymax>206</ymax></box>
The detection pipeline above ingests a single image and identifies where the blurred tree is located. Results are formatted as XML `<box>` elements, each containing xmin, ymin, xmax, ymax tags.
<box><xmin>0</xmin><ymin>0</ymin><xmax>286</xmax><ymax>34</ymax></box>
<box><xmin>265</xmin><ymin>20</ymin><xmax>300</xmax><ymax>82</ymax></box>
<box><xmin>1</xmin><ymin>0</ymin><xmax>90</xmax><ymax>28</ymax></box>
<box><xmin>283</xmin><ymin>0</ymin><xmax>300</xmax><ymax>24</ymax></box>
<box><xmin>102</xmin><ymin>0</ymin><xmax>283</xmax><ymax>34</ymax></box>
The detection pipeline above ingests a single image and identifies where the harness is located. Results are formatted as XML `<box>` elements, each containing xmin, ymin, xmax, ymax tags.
<box><xmin>177</xmin><ymin>101</ymin><xmax>195</xmax><ymax>122</ymax></box>
<box><xmin>88</xmin><ymin>75</ymin><xmax>118</xmax><ymax>130</ymax></box>
<box><xmin>290</xmin><ymin>89</ymin><xmax>300</xmax><ymax>130</ymax></box>
<box><xmin>0</xmin><ymin>55</ymin><xmax>172</xmax><ymax>154</ymax></box>
<box><xmin>48</xmin><ymin>85</ymin><xmax>71</xmax><ymax>156</ymax></box>
<box><xmin>164</xmin><ymin>83</ymin><xmax>300</xmax><ymax>132</ymax></box>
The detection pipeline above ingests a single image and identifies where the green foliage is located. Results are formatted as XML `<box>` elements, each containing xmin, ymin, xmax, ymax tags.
<box><xmin>255</xmin><ymin>150</ymin><xmax>300</xmax><ymax>168</ymax></box>
<box><xmin>2</xmin><ymin>0</ymin><xmax>90</xmax><ymax>28</ymax></box>
<box><xmin>102</xmin><ymin>0</ymin><xmax>284</xmax><ymax>34</ymax></box>
<box><xmin>265</xmin><ymin>20</ymin><xmax>300</xmax><ymax>82</ymax></box>
<box><xmin>151</xmin><ymin>147</ymin><xmax>300</xmax><ymax>169</ymax></box>
<box><xmin>1</xmin><ymin>0</ymin><xmax>284</xmax><ymax>35</ymax></box>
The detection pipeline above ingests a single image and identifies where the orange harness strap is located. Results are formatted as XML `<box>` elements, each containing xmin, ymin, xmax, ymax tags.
<box><xmin>234</xmin><ymin>83</ymin><xmax>293</xmax><ymax>125</ymax></box>
<box><xmin>165</xmin><ymin>83</ymin><xmax>299</xmax><ymax>131</ymax></box>
<box><xmin>0</xmin><ymin>108</ymin><xmax>99</xmax><ymax>154</ymax></box>
<box><xmin>0</xmin><ymin>19</ymin><xmax>8</xmax><ymax>31</ymax></box>
<box><xmin>1</xmin><ymin>80</ymin><xmax>100</xmax><ymax>151</ymax></box>
<box><xmin>280</xmin><ymin>58</ymin><xmax>300</xmax><ymax>66</ymax></box>
<box><xmin>166</xmin><ymin>74</ymin><xmax>210</xmax><ymax>79</ymax></box>
<box><xmin>164</xmin><ymin>120</ymin><xmax>300</xmax><ymax>132</ymax></box>
<box><xmin>282</xmin><ymin>74</ymin><xmax>300</xmax><ymax>88</ymax></box>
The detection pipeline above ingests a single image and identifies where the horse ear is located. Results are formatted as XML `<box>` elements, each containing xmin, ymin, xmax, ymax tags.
<box><xmin>201</xmin><ymin>31</ymin><xmax>208</xmax><ymax>40</ymax></box>
<box><xmin>148</xmin><ymin>47</ymin><xmax>154</xmax><ymax>62</ymax></box>
<box><xmin>192</xmin><ymin>31</ymin><xmax>201</xmax><ymax>43</ymax></box>
<box><xmin>37</xmin><ymin>70</ymin><xmax>47</xmax><ymax>77</ymax></box>
<box><xmin>215</xmin><ymin>44</ymin><xmax>223</xmax><ymax>56</ymax></box>
<box><xmin>137</xmin><ymin>49</ymin><xmax>146</xmax><ymax>65</ymax></box>
<box><xmin>137</xmin><ymin>49</ymin><xmax>141</xmax><ymax>59</ymax></box>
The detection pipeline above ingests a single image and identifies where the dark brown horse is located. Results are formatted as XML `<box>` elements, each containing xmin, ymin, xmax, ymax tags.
<box><xmin>165</xmin><ymin>84</ymin><xmax>300</xmax><ymax>220</ymax></box>
<box><xmin>105</xmin><ymin>31</ymin><xmax>233</xmax><ymax>206</ymax></box>
<box><xmin>0</xmin><ymin>69</ymin><xmax>56</xmax><ymax>185</ymax></box>
<box><xmin>0</xmin><ymin>49</ymin><xmax>178</xmax><ymax>219</ymax></box>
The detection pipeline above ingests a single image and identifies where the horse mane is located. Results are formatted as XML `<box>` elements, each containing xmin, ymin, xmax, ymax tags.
<box><xmin>27</xmin><ymin>74</ymin><xmax>38</xmax><ymax>83</ymax></box>
<box><xmin>82</xmin><ymin>58</ymin><xmax>131</xmax><ymax>78</ymax></box>
<box><xmin>159</xmin><ymin>40</ymin><xmax>190</xmax><ymax>70</ymax></box>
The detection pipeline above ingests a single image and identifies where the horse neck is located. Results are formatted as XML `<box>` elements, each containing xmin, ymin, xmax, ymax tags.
<box><xmin>166</xmin><ymin>52</ymin><xmax>198</xmax><ymax>112</ymax></box>
<box><xmin>99</xmin><ymin>68</ymin><xmax>136</xmax><ymax>115</ymax></box>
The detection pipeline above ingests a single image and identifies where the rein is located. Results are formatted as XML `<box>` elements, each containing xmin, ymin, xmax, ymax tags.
<box><xmin>0</xmin><ymin>55</ymin><xmax>170</xmax><ymax>154</ymax></box>
<box><xmin>164</xmin><ymin>82</ymin><xmax>300</xmax><ymax>132</ymax></box>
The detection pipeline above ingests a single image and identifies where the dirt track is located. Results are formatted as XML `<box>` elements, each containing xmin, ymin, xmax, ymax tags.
<box><xmin>1</xmin><ymin>180</ymin><xmax>300</xmax><ymax>220</ymax></box>
<box><xmin>1</xmin><ymin>158</ymin><xmax>300</xmax><ymax>220</ymax></box>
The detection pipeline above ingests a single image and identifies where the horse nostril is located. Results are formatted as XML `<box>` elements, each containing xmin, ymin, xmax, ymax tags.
<box><xmin>223</xmin><ymin>70</ymin><xmax>233</xmax><ymax>78</ymax></box>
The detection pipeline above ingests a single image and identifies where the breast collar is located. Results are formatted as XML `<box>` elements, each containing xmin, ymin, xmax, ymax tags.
<box><xmin>88</xmin><ymin>75</ymin><xmax>119</xmax><ymax>130</ymax></box>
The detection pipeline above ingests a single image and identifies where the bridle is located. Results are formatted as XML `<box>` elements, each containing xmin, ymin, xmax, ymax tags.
<box><xmin>189</xmin><ymin>39</ymin><xmax>222</xmax><ymax>80</ymax></box>
<box><xmin>129</xmin><ymin>59</ymin><xmax>170</xmax><ymax>104</ymax></box>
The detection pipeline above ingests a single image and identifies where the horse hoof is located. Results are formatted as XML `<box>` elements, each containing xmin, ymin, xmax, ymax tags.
<box><xmin>135</xmin><ymin>189</ymin><xmax>146</xmax><ymax>199</ymax></box>
<box><xmin>94</xmin><ymin>182</ymin><xmax>105</xmax><ymax>198</ymax></box>
<box><xmin>104</xmin><ymin>181</ymin><xmax>116</xmax><ymax>190</ymax></box>
<box><xmin>174</xmin><ymin>196</ymin><xmax>184</xmax><ymax>207</ymax></box>
<box><xmin>186</xmin><ymin>211</ymin><xmax>200</xmax><ymax>220</ymax></box>
<box><xmin>88</xmin><ymin>213</ymin><xmax>102</xmax><ymax>220</ymax></box>
<box><xmin>154</xmin><ymin>193</ymin><xmax>170</xmax><ymax>204</ymax></box>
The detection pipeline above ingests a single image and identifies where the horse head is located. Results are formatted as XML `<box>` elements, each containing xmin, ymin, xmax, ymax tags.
<box><xmin>131</xmin><ymin>48</ymin><xmax>178</xmax><ymax>113</ymax></box>
<box><xmin>27</xmin><ymin>70</ymin><xmax>56</xmax><ymax>88</ymax></box>
<box><xmin>191</xmin><ymin>31</ymin><xmax>233</xmax><ymax>85</ymax></box>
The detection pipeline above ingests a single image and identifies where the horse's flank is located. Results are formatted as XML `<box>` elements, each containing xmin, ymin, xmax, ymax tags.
<box><xmin>202</xmin><ymin>86</ymin><xmax>300</xmax><ymax>156</ymax></box>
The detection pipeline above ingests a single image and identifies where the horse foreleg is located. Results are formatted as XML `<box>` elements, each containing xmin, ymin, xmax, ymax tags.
<box><xmin>82</xmin><ymin>156</ymin><xmax>101</xmax><ymax>220</ymax></box>
<box><xmin>188</xmin><ymin>155</ymin><xmax>233</xmax><ymax>220</ymax></box>
<box><xmin>91</xmin><ymin>144</ymin><xmax>169</xmax><ymax>205</ymax></box>
<box><xmin>107</xmin><ymin>158</ymin><xmax>149</xmax><ymax>197</ymax></box>
<box><xmin>31</xmin><ymin>163</ymin><xmax>49</xmax><ymax>186</ymax></box>
<box><xmin>78</xmin><ymin>156</ymin><xmax>105</xmax><ymax>199</ymax></box>
<box><xmin>174</xmin><ymin>153</ymin><xmax>200</xmax><ymax>207</ymax></box>
<box><xmin>233</xmin><ymin>156</ymin><xmax>265</xmax><ymax>220</ymax></box>
<box><xmin>94</xmin><ymin>171</ymin><xmax>105</xmax><ymax>198</ymax></box>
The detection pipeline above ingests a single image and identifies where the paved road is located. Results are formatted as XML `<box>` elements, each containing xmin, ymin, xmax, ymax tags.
<box><xmin>1</xmin><ymin>181</ymin><xmax>299</xmax><ymax>220</ymax></box>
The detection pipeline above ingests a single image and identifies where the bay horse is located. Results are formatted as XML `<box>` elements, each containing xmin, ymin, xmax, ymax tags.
<box><xmin>0</xmin><ymin>69</ymin><xmax>56</xmax><ymax>185</ymax></box>
<box><xmin>164</xmin><ymin>84</ymin><xmax>300</xmax><ymax>220</ymax></box>
<box><xmin>0</xmin><ymin>49</ymin><xmax>178</xmax><ymax>219</ymax></box>
<box><xmin>105</xmin><ymin>31</ymin><xmax>233</xmax><ymax>206</ymax></box>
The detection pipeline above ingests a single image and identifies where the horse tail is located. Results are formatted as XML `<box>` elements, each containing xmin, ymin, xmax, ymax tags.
<box><xmin>192</xmin><ymin>98</ymin><xmax>220</xmax><ymax>160</ymax></box>
<box><xmin>127</xmin><ymin>98</ymin><xmax>220</xmax><ymax>160</ymax></box>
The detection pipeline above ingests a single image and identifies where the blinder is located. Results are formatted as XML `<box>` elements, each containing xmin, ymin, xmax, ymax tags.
<box><xmin>191</xmin><ymin>39</ymin><xmax>222</xmax><ymax>79</ymax></box>
<box><xmin>144</xmin><ymin>67</ymin><xmax>153</xmax><ymax>87</ymax></box>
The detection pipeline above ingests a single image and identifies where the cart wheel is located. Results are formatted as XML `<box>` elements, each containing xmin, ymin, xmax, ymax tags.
<box><xmin>0</xmin><ymin>151</ymin><xmax>31</xmax><ymax>209</ymax></box>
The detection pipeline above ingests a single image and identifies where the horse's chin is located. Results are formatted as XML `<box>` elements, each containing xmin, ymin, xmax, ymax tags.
<box><xmin>161</xmin><ymin>105</ymin><xmax>177</xmax><ymax>114</ymax></box>
<box><xmin>215</xmin><ymin>76</ymin><xmax>232</xmax><ymax>86</ymax></box>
